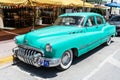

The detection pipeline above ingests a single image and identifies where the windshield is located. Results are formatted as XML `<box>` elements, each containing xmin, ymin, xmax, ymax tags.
<box><xmin>53</xmin><ymin>16</ymin><xmax>84</xmax><ymax>26</ymax></box>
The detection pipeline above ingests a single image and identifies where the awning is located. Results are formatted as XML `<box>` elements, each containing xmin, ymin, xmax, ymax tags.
<box><xmin>95</xmin><ymin>5</ymin><xmax>106</xmax><ymax>8</ymax></box>
<box><xmin>32</xmin><ymin>0</ymin><xmax>61</xmax><ymax>6</ymax></box>
<box><xmin>75</xmin><ymin>0</ymin><xmax>94</xmax><ymax>8</ymax></box>
<box><xmin>0</xmin><ymin>0</ymin><xmax>94</xmax><ymax>8</ymax></box>
<box><xmin>32</xmin><ymin>0</ymin><xmax>94</xmax><ymax>8</ymax></box>
<box><xmin>105</xmin><ymin>2</ymin><xmax>120</xmax><ymax>8</ymax></box>
<box><xmin>0</xmin><ymin>0</ymin><xmax>27</xmax><ymax>4</ymax></box>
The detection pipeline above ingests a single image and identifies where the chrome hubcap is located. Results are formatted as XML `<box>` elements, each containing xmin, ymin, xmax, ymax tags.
<box><xmin>107</xmin><ymin>37</ymin><xmax>111</xmax><ymax>45</ymax></box>
<box><xmin>62</xmin><ymin>52</ymin><xmax>71</xmax><ymax>66</ymax></box>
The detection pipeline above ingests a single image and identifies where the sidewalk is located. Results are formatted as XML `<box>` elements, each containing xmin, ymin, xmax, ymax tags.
<box><xmin>0</xmin><ymin>39</ymin><xmax>15</xmax><ymax>65</ymax></box>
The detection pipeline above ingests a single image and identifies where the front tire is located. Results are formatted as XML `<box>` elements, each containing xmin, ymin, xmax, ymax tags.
<box><xmin>57</xmin><ymin>50</ymin><xmax>73</xmax><ymax>70</ymax></box>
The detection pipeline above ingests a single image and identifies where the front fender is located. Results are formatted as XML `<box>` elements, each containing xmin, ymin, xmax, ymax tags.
<box><xmin>41</xmin><ymin>34</ymin><xmax>87</xmax><ymax>58</ymax></box>
<box><xmin>15</xmin><ymin>34</ymin><xmax>25</xmax><ymax>44</ymax></box>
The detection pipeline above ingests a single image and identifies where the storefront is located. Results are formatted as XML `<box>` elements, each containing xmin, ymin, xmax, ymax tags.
<box><xmin>35</xmin><ymin>7</ymin><xmax>56</xmax><ymax>25</ymax></box>
<box><xmin>2</xmin><ymin>6</ymin><xmax>34</xmax><ymax>28</ymax></box>
<box><xmin>0</xmin><ymin>0</ymin><xmax>94</xmax><ymax>29</ymax></box>
<box><xmin>1</xmin><ymin>6</ymin><xmax>60</xmax><ymax>28</ymax></box>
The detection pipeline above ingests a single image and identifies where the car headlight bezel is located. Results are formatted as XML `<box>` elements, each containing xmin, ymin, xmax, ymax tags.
<box><xmin>46</xmin><ymin>43</ymin><xmax>52</xmax><ymax>52</ymax></box>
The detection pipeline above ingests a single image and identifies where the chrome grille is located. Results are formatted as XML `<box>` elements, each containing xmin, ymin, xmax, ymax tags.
<box><xmin>17</xmin><ymin>45</ymin><xmax>43</xmax><ymax>65</ymax></box>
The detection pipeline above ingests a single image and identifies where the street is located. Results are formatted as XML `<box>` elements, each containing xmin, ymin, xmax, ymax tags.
<box><xmin>0</xmin><ymin>37</ymin><xmax>120</xmax><ymax>80</ymax></box>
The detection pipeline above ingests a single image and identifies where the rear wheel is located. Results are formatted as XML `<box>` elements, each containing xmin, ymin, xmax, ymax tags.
<box><xmin>57</xmin><ymin>50</ymin><xmax>73</xmax><ymax>70</ymax></box>
<box><xmin>105</xmin><ymin>36</ymin><xmax>112</xmax><ymax>46</ymax></box>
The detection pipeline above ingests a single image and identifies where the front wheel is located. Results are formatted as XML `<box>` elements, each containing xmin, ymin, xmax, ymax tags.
<box><xmin>57</xmin><ymin>50</ymin><xmax>73</xmax><ymax>70</ymax></box>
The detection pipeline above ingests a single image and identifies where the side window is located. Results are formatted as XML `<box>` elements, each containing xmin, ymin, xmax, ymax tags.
<box><xmin>85</xmin><ymin>16</ymin><xmax>96</xmax><ymax>27</ymax></box>
<box><xmin>96</xmin><ymin>16</ymin><xmax>104</xmax><ymax>25</ymax></box>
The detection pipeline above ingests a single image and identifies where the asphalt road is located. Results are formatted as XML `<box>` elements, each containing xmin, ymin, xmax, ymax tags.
<box><xmin>0</xmin><ymin>37</ymin><xmax>120</xmax><ymax>80</ymax></box>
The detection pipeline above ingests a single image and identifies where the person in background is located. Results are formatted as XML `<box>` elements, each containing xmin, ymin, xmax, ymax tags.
<box><xmin>106</xmin><ymin>9</ymin><xmax>110</xmax><ymax>21</ymax></box>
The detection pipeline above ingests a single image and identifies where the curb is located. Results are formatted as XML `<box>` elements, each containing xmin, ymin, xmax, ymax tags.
<box><xmin>0</xmin><ymin>56</ymin><xmax>13</xmax><ymax>65</ymax></box>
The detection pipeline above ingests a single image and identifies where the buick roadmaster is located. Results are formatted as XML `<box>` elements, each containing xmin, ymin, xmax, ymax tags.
<box><xmin>13</xmin><ymin>12</ymin><xmax>116</xmax><ymax>70</ymax></box>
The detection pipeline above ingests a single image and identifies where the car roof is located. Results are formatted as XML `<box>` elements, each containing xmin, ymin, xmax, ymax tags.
<box><xmin>59</xmin><ymin>12</ymin><xmax>102</xmax><ymax>17</ymax></box>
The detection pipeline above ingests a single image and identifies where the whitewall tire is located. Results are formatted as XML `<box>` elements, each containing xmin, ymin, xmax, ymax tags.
<box><xmin>105</xmin><ymin>36</ymin><xmax>112</xmax><ymax>46</ymax></box>
<box><xmin>57</xmin><ymin>50</ymin><xmax>73</xmax><ymax>70</ymax></box>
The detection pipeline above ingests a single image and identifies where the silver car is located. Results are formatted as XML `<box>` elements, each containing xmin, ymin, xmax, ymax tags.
<box><xmin>109</xmin><ymin>15</ymin><xmax>120</xmax><ymax>35</ymax></box>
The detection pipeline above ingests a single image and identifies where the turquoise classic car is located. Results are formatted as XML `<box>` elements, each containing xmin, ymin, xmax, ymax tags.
<box><xmin>13</xmin><ymin>12</ymin><xmax>116</xmax><ymax>70</ymax></box>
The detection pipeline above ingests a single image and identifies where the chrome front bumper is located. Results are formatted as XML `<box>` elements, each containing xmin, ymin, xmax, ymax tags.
<box><xmin>12</xmin><ymin>46</ymin><xmax>60</xmax><ymax>67</ymax></box>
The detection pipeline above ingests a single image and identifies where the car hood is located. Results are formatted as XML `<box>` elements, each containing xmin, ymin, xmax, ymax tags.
<box><xmin>24</xmin><ymin>25</ymin><xmax>81</xmax><ymax>45</ymax></box>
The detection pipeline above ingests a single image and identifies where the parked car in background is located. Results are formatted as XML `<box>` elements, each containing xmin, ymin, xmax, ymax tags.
<box><xmin>109</xmin><ymin>15</ymin><xmax>120</xmax><ymax>35</ymax></box>
<box><xmin>13</xmin><ymin>12</ymin><xmax>116</xmax><ymax>70</ymax></box>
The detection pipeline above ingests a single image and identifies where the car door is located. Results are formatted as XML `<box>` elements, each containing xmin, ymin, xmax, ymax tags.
<box><xmin>95</xmin><ymin>16</ymin><xmax>107</xmax><ymax>43</ymax></box>
<box><xmin>83</xmin><ymin>16</ymin><xmax>102</xmax><ymax>51</ymax></box>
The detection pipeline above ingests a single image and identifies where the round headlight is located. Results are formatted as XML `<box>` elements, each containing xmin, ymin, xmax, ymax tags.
<box><xmin>46</xmin><ymin>44</ymin><xmax>52</xmax><ymax>52</ymax></box>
